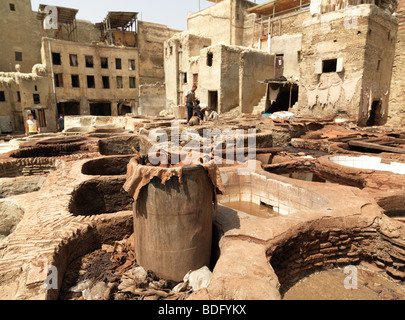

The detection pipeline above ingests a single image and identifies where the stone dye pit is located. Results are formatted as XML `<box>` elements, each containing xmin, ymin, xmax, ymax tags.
<box><xmin>0</xmin><ymin>118</ymin><xmax>404</xmax><ymax>301</ymax></box>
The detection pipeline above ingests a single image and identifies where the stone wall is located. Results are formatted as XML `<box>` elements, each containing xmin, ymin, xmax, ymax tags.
<box><xmin>0</xmin><ymin>158</ymin><xmax>64</xmax><ymax>178</ymax></box>
<box><xmin>387</xmin><ymin>0</ymin><xmax>405</xmax><ymax>125</ymax></box>
<box><xmin>267</xmin><ymin>215</ymin><xmax>405</xmax><ymax>293</ymax></box>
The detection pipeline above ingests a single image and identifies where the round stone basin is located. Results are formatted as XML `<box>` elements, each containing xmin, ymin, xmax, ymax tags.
<box><xmin>0</xmin><ymin>200</ymin><xmax>24</xmax><ymax>240</ymax></box>
<box><xmin>283</xmin><ymin>266</ymin><xmax>405</xmax><ymax>300</ymax></box>
<box><xmin>81</xmin><ymin>156</ymin><xmax>133</xmax><ymax>176</ymax></box>
<box><xmin>330</xmin><ymin>155</ymin><xmax>405</xmax><ymax>175</ymax></box>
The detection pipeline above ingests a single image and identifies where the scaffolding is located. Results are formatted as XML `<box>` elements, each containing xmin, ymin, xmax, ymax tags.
<box><xmin>101</xmin><ymin>12</ymin><xmax>138</xmax><ymax>47</ymax></box>
<box><xmin>37</xmin><ymin>4</ymin><xmax>78</xmax><ymax>42</ymax></box>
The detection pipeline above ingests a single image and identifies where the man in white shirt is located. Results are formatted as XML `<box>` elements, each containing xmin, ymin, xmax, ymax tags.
<box><xmin>25</xmin><ymin>113</ymin><xmax>40</xmax><ymax>136</ymax></box>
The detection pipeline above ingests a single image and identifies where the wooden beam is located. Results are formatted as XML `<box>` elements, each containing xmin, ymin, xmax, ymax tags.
<box><xmin>348</xmin><ymin>140</ymin><xmax>405</xmax><ymax>154</ymax></box>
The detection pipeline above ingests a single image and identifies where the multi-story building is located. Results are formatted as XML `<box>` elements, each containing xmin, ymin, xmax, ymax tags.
<box><xmin>164</xmin><ymin>0</ymin><xmax>403</xmax><ymax>126</ymax></box>
<box><xmin>0</xmin><ymin>1</ymin><xmax>179</xmax><ymax>134</ymax></box>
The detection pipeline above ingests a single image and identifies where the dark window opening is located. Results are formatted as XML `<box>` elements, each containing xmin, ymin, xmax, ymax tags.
<box><xmin>71</xmin><ymin>75</ymin><xmax>80</xmax><ymax>88</ymax></box>
<box><xmin>275</xmin><ymin>54</ymin><xmax>284</xmax><ymax>78</ymax></box>
<box><xmin>85</xmin><ymin>56</ymin><xmax>94</xmax><ymax>68</ymax></box>
<box><xmin>128</xmin><ymin>59</ymin><xmax>135</xmax><ymax>71</ymax></box>
<box><xmin>102</xmin><ymin>76</ymin><xmax>110</xmax><ymax>89</ymax></box>
<box><xmin>207</xmin><ymin>53</ymin><xmax>213</xmax><ymax>67</ymax></box>
<box><xmin>52</xmin><ymin>52</ymin><xmax>61</xmax><ymax>65</ymax></box>
<box><xmin>377</xmin><ymin>59</ymin><xmax>381</xmax><ymax>72</ymax></box>
<box><xmin>368</xmin><ymin>29</ymin><xmax>372</xmax><ymax>36</ymax></box>
<box><xmin>118</xmin><ymin>104</ymin><xmax>132</xmax><ymax>116</ymax></box>
<box><xmin>182</xmin><ymin>72</ymin><xmax>188</xmax><ymax>84</ymax></box>
<box><xmin>34</xmin><ymin>85</ymin><xmax>38</xmax><ymax>91</ymax></box>
<box><xmin>115</xmin><ymin>58</ymin><xmax>122</xmax><ymax>70</ymax></box>
<box><xmin>297</xmin><ymin>51</ymin><xmax>301</xmax><ymax>63</ymax></box>
<box><xmin>87</xmin><ymin>75</ymin><xmax>95</xmax><ymax>89</ymax></box>
<box><xmin>15</xmin><ymin>51</ymin><xmax>22</xmax><ymax>61</ymax></box>
<box><xmin>69</xmin><ymin>54</ymin><xmax>78</xmax><ymax>67</ymax></box>
<box><xmin>55</xmin><ymin>73</ymin><xmax>63</xmax><ymax>87</ymax></box>
<box><xmin>129</xmin><ymin>77</ymin><xmax>136</xmax><ymax>89</ymax></box>
<box><xmin>101</xmin><ymin>57</ymin><xmax>108</xmax><ymax>69</ymax></box>
<box><xmin>170</xmin><ymin>46</ymin><xmax>173</xmax><ymax>55</ymax></box>
<box><xmin>193</xmin><ymin>73</ymin><xmax>198</xmax><ymax>86</ymax></box>
<box><xmin>322</xmin><ymin>59</ymin><xmax>337</xmax><ymax>73</ymax></box>
<box><xmin>17</xmin><ymin>91</ymin><xmax>21</xmax><ymax>102</ymax></box>
<box><xmin>37</xmin><ymin>109</ymin><xmax>47</xmax><ymax>127</ymax></box>
<box><xmin>116</xmin><ymin>76</ymin><xmax>123</xmax><ymax>89</ymax></box>
<box><xmin>33</xmin><ymin>94</ymin><xmax>40</xmax><ymax>105</ymax></box>
<box><xmin>0</xmin><ymin>91</ymin><xmax>5</xmax><ymax>102</ymax></box>
<box><xmin>9</xmin><ymin>3</ymin><xmax>15</xmax><ymax>11</ymax></box>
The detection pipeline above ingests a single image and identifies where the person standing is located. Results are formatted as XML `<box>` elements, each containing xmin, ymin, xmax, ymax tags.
<box><xmin>57</xmin><ymin>114</ymin><xmax>65</xmax><ymax>132</ymax></box>
<box><xmin>184</xmin><ymin>84</ymin><xmax>197</xmax><ymax>125</ymax></box>
<box><xmin>25</xmin><ymin>113</ymin><xmax>40</xmax><ymax>136</ymax></box>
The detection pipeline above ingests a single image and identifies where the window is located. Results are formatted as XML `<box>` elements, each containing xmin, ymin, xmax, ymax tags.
<box><xmin>182</xmin><ymin>72</ymin><xmax>188</xmax><ymax>84</ymax></box>
<box><xmin>128</xmin><ymin>59</ymin><xmax>135</xmax><ymax>71</ymax></box>
<box><xmin>0</xmin><ymin>91</ymin><xmax>5</xmax><ymax>102</ymax></box>
<box><xmin>17</xmin><ymin>91</ymin><xmax>21</xmax><ymax>102</ymax></box>
<box><xmin>170</xmin><ymin>46</ymin><xmax>173</xmax><ymax>55</ymax></box>
<box><xmin>87</xmin><ymin>75</ymin><xmax>95</xmax><ymax>88</ymax></box>
<box><xmin>33</xmin><ymin>94</ymin><xmax>40</xmax><ymax>104</ymax></box>
<box><xmin>101</xmin><ymin>57</ymin><xmax>108</xmax><ymax>69</ymax></box>
<box><xmin>377</xmin><ymin>59</ymin><xmax>381</xmax><ymax>72</ymax></box>
<box><xmin>85</xmin><ymin>56</ymin><xmax>94</xmax><ymax>68</ymax></box>
<box><xmin>69</xmin><ymin>54</ymin><xmax>78</xmax><ymax>67</ymax></box>
<box><xmin>52</xmin><ymin>52</ymin><xmax>61</xmax><ymax>65</ymax></box>
<box><xmin>207</xmin><ymin>53</ymin><xmax>213</xmax><ymax>67</ymax></box>
<box><xmin>322</xmin><ymin>59</ymin><xmax>337</xmax><ymax>73</ymax></box>
<box><xmin>116</xmin><ymin>76</ymin><xmax>123</xmax><ymax>89</ymax></box>
<box><xmin>193</xmin><ymin>73</ymin><xmax>198</xmax><ymax>86</ymax></box>
<box><xmin>71</xmin><ymin>75</ymin><xmax>80</xmax><ymax>88</ymax></box>
<box><xmin>55</xmin><ymin>74</ymin><xmax>63</xmax><ymax>87</ymax></box>
<box><xmin>102</xmin><ymin>76</ymin><xmax>110</xmax><ymax>89</ymax></box>
<box><xmin>115</xmin><ymin>58</ymin><xmax>122</xmax><ymax>70</ymax></box>
<box><xmin>15</xmin><ymin>51</ymin><xmax>22</xmax><ymax>62</ymax></box>
<box><xmin>9</xmin><ymin>3</ymin><xmax>15</xmax><ymax>11</ymax></box>
<box><xmin>37</xmin><ymin>109</ymin><xmax>47</xmax><ymax>127</ymax></box>
<box><xmin>129</xmin><ymin>77</ymin><xmax>136</xmax><ymax>89</ymax></box>
<box><xmin>34</xmin><ymin>85</ymin><xmax>38</xmax><ymax>91</ymax></box>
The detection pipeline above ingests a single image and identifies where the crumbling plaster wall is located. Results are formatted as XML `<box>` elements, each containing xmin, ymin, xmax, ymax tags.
<box><xmin>270</xmin><ymin>34</ymin><xmax>302</xmax><ymax>79</ymax></box>
<box><xmin>239</xmin><ymin>50</ymin><xmax>275</xmax><ymax>113</ymax></box>
<box><xmin>164</xmin><ymin>32</ymin><xmax>211</xmax><ymax>107</ymax></box>
<box><xmin>187</xmin><ymin>0</ymin><xmax>256</xmax><ymax>46</ymax></box>
<box><xmin>388</xmin><ymin>0</ymin><xmax>405</xmax><ymax>126</ymax></box>
<box><xmin>295</xmin><ymin>5</ymin><xmax>397</xmax><ymax>125</ymax></box>
<box><xmin>0</xmin><ymin>0</ymin><xmax>42</xmax><ymax>73</ymax></box>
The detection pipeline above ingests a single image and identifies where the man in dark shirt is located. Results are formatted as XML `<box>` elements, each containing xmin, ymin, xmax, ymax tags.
<box><xmin>57</xmin><ymin>115</ymin><xmax>64</xmax><ymax>132</ymax></box>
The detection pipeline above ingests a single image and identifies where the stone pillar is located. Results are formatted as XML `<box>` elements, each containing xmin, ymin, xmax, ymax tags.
<box><xmin>388</xmin><ymin>0</ymin><xmax>405</xmax><ymax>125</ymax></box>
<box><xmin>80</xmin><ymin>97</ymin><xmax>90</xmax><ymax>115</ymax></box>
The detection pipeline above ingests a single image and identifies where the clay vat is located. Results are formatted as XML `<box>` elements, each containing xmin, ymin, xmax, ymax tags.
<box><xmin>132</xmin><ymin>160</ymin><xmax>214</xmax><ymax>282</ymax></box>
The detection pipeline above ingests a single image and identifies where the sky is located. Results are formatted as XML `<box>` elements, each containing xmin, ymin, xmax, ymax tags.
<box><xmin>31</xmin><ymin>0</ymin><xmax>269</xmax><ymax>31</ymax></box>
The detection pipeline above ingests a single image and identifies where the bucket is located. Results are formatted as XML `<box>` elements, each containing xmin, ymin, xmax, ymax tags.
<box><xmin>131</xmin><ymin>158</ymin><xmax>214</xmax><ymax>281</ymax></box>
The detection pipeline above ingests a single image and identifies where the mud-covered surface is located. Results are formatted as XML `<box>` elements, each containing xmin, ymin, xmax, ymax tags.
<box><xmin>59</xmin><ymin>234</ymin><xmax>190</xmax><ymax>301</ymax></box>
<box><xmin>283</xmin><ymin>265</ymin><xmax>405</xmax><ymax>300</ymax></box>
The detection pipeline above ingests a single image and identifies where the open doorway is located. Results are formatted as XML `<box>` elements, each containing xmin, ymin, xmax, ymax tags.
<box><xmin>366</xmin><ymin>100</ymin><xmax>383</xmax><ymax>126</ymax></box>
<box><xmin>266</xmin><ymin>83</ymin><xmax>299</xmax><ymax>114</ymax></box>
<box><xmin>208</xmin><ymin>91</ymin><xmax>218</xmax><ymax>112</ymax></box>
<box><xmin>118</xmin><ymin>104</ymin><xmax>132</xmax><ymax>116</ymax></box>
<box><xmin>90</xmin><ymin>102</ymin><xmax>112</xmax><ymax>116</ymax></box>
<box><xmin>57</xmin><ymin>102</ymin><xmax>80</xmax><ymax>116</ymax></box>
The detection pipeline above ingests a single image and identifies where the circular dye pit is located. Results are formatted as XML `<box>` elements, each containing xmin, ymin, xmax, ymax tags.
<box><xmin>283</xmin><ymin>266</ymin><xmax>405</xmax><ymax>300</ymax></box>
